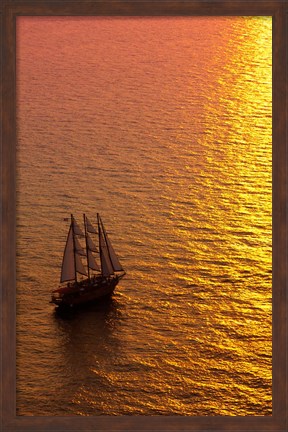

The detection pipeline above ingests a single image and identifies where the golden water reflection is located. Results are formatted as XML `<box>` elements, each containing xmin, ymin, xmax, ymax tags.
<box><xmin>17</xmin><ymin>17</ymin><xmax>272</xmax><ymax>416</ymax></box>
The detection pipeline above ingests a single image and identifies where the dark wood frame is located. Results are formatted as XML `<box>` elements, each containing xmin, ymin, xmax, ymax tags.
<box><xmin>1</xmin><ymin>1</ymin><xmax>287</xmax><ymax>431</ymax></box>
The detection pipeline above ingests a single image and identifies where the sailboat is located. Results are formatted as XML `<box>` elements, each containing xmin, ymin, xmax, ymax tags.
<box><xmin>51</xmin><ymin>213</ymin><xmax>125</xmax><ymax>308</ymax></box>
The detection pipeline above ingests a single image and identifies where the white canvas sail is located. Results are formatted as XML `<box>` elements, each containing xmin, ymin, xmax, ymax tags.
<box><xmin>88</xmin><ymin>249</ymin><xmax>100</xmax><ymax>271</ymax></box>
<box><xmin>105</xmin><ymin>234</ymin><xmax>124</xmax><ymax>272</ymax></box>
<box><xmin>72</xmin><ymin>217</ymin><xmax>85</xmax><ymax>236</ymax></box>
<box><xmin>87</xmin><ymin>234</ymin><xmax>97</xmax><ymax>252</ymax></box>
<box><xmin>75</xmin><ymin>253</ymin><xmax>87</xmax><ymax>276</ymax></box>
<box><xmin>99</xmin><ymin>227</ymin><xmax>114</xmax><ymax>277</ymax></box>
<box><xmin>99</xmin><ymin>217</ymin><xmax>124</xmax><ymax>272</ymax></box>
<box><xmin>74</xmin><ymin>236</ymin><xmax>86</xmax><ymax>256</ymax></box>
<box><xmin>86</xmin><ymin>216</ymin><xmax>97</xmax><ymax>234</ymax></box>
<box><xmin>60</xmin><ymin>225</ymin><xmax>75</xmax><ymax>283</ymax></box>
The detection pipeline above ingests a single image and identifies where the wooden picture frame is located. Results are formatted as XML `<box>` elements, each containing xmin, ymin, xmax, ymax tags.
<box><xmin>1</xmin><ymin>1</ymin><xmax>287</xmax><ymax>431</ymax></box>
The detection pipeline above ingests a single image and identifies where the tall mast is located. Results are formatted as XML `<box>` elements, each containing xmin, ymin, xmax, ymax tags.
<box><xmin>71</xmin><ymin>213</ymin><xmax>77</xmax><ymax>283</ymax></box>
<box><xmin>83</xmin><ymin>213</ymin><xmax>90</xmax><ymax>280</ymax></box>
<box><xmin>97</xmin><ymin>213</ymin><xmax>102</xmax><ymax>277</ymax></box>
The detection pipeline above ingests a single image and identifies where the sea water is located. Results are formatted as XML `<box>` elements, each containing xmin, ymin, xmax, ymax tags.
<box><xmin>16</xmin><ymin>16</ymin><xmax>272</xmax><ymax>416</ymax></box>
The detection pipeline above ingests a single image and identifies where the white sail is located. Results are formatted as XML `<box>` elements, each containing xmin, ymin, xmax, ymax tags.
<box><xmin>87</xmin><ymin>233</ymin><xmax>97</xmax><ymax>252</ymax></box>
<box><xmin>99</xmin><ymin>217</ymin><xmax>124</xmax><ymax>272</ymax></box>
<box><xmin>75</xmin><ymin>253</ymin><xmax>87</xmax><ymax>276</ymax></box>
<box><xmin>72</xmin><ymin>216</ymin><xmax>84</xmax><ymax>236</ymax></box>
<box><xmin>60</xmin><ymin>225</ymin><xmax>75</xmax><ymax>283</ymax></box>
<box><xmin>99</xmin><ymin>227</ymin><xmax>114</xmax><ymax>277</ymax></box>
<box><xmin>105</xmin><ymin>234</ymin><xmax>124</xmax><ymax>272</ymax></box>
<box><xmin>74</xmin><ymin>236</ymin><xmax>86</xmax><ymax>256</ymax></box>
<box><xmin>88</xmin><ymin>249</ymin><xmax>100</xmax><ymax>271</ymax></box>
<box><xmin>86</xmin><ymin>216</ymin><xmax>97</xmax><ymax>234</ymax></box>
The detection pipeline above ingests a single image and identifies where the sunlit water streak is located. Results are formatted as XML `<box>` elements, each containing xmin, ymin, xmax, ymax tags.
<box><xmin>16</xmin><ymin>16</ymin><xmax>271</xmax><ymax>416</ymax></box>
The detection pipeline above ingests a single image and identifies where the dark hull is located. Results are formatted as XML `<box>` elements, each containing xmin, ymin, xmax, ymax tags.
<box><xmin>51</xmin><ymin>276</ymin><xmax>121</xmax><ymax>308</ymax></box>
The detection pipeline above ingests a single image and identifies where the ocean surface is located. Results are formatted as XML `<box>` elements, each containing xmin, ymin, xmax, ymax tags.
<box><xmin>16</xmin><ymin>17</ymin><xmax>272</xmax><ymax>416</ymax></box>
